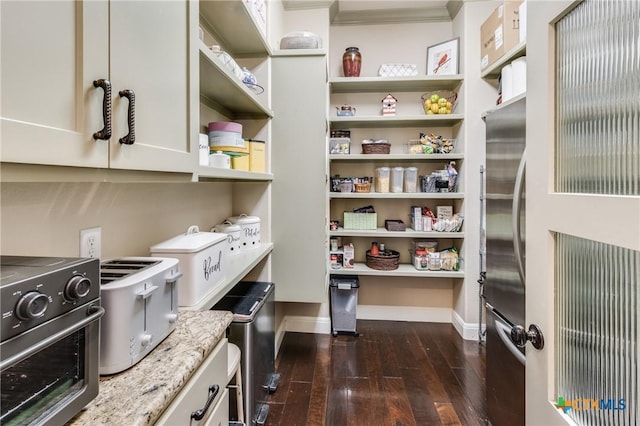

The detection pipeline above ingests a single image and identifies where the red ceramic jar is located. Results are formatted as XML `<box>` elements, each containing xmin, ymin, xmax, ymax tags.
<box><xmin>342</xmin><ymin>47</ymin><xmax>362</xmax><ymax>77</ymax></box>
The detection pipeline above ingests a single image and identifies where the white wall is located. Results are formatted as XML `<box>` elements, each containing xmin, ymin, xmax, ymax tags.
<box><xmin>1</xmin><ymin>182</ymin><xmax>233</xmax><ymax>259</ymax></box>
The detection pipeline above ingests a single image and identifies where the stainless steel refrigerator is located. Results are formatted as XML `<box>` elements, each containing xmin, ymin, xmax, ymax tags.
<box><xmin>484</xmin><ymin>96</ymin><xmax>526</xmax><ymax>426</ymax></box>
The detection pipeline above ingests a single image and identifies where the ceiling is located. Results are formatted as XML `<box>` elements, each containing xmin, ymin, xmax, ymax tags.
<box><xmin>282</xmin><ymin>0</ymin><xmax>463</xmax><ymax>25</ymax></box>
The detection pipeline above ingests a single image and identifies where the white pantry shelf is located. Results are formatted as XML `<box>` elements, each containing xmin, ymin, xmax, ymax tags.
<box><xmin>329</xmin><ymin>263</ymin><xmax>464</xmax><ymax>278</ymax></box>
<box><xmin>330</xmin><ymin>227</ymin><xmax>464</xmax><ymax>239</ymax></box>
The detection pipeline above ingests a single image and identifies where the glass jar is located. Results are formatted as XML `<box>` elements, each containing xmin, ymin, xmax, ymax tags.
<box><xmin>342</xmin><ymin>47</ymin><xmax>362</xmax><ymax>77</ymax></box>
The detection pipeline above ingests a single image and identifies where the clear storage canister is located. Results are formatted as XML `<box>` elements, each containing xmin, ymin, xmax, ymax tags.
<box><xmin>404</xmin><ymin>167</ymin><xmax>418</xmax><ymax>192</ymax></box>
<box><xmin>375</xmin><ymin>167</ymin><xmax>390</xmax><ymax>193</ymax></box>
<box><xmin>391</xmin><ymin>167</ymin><xmax>404</xmax><ymax>193</ymax></box>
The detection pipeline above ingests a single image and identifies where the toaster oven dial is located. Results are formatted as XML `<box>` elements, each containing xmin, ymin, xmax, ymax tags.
<box><xmin>65</xmin><ymin>275</ymin><xmax>92</xmax><ymax>301</ymax></box>
<box><xmin>15</xmin><ymin>291</ymin><xmax>49</xmax><ymax>320</ymax></box>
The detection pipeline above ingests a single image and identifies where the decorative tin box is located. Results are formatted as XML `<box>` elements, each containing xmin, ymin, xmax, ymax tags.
<box><xmin>150</xmin><ymin>226</ymin><xmax>228</xmax><ymax>307</ymax></box>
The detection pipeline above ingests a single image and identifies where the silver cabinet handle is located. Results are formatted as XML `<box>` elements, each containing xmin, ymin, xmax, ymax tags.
<box><xmin>0</xmin><ymin>305</ymin><xmax>105</xmax><ymax>370</ymax></box>
<box><xmin>118</xmin><ymin>89</ymin><xmax>135</xmax><ymax>145</ymax></box>
<box><xmin>512</xmin><ymin>148</ymin><xmax>526</xmax><ymax>286</ymax></box>
<box><xmin>93</xmin><ymin>79</ymin><xmax>112</xmax><ymax>140</ymax></box>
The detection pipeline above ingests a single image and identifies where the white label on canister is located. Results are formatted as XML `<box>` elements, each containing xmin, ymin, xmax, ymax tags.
<box><xmin>202</xmin><ymin>251</ymin><xmax>222</xmax><ymax>281</ymax></box>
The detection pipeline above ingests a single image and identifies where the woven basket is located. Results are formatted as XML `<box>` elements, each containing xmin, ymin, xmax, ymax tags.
<box><xmin>366</xmin><ymin>249</ymin><xmax>400</xmax><ymax>271</ymax></box>
<box><xmin>354</xmin><ymin>182</ymin><xmax>371</xmax><ymax>193</ymax></box>
<box><xmin>362</xmin><ymin>142</ymin><xmax>390</xmax><ymax>154</ymax></box>
<box><xmin>384</xmin><ymin>219</ymin><xmax>406</xmax><ymax>232</ymax></box>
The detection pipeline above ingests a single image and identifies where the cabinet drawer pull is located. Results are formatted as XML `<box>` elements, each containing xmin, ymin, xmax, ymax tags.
<box><xmin>92</xmin><ymin>79</ymin><xmax>112</xmax><ymax>140</ymax></box>
<box><xmin>190</xmin><ymin>384</ymin><xmax>219</xmax><ymax>421</ymax></box>
<box><xmin>118</xmin><ymin>89</ymin><xmax>136</xmax><ymax>145</ymax></box>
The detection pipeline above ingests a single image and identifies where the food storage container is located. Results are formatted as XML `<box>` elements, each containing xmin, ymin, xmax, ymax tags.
<box><xmin>211</xmin><ymin>220</ymin><xmax>242</xmax><ymax>255</ymax></box>
<box><xmin>413</xmin><ymin>249</ymin><xmax>429</xmax><ymax>270</ymax></box>
<box><xmin>227</xmin><ymin>214</ymin><xmax>261</xmax><ymax>249</ymax></box>
<box><xmin>279</xmin><ymin>31</ymin><xmax>322</xmax><ymax>49</ymax></box>
<box><xmin>404</xmin><ymin>167</ymin><xmax>418</xmax><ymax>192</ymax></box>
<box><xmin>391</xmin><ymin>167</ymin><xmax>404</xmax><ymax>193</ymax></box>
<box><xmin>149</xmin><ymin>225</ymin><xmax>228</xmax><ymax>307</ymax></box>
<box><xmin>329</xmin><ymin>137</ymin><xmax>350</xmax><ymax>154</ymax></box>
<box><xmin>375</xmin><ymin>167</ymin><xmax>390</xmax><ymax>193</ymax></box>
<box><xmin>209</xmin><ymin>151</ymin><xmax>231</xmax><ymax>169</ymax></box>
<box><xmin>208</xmin><ymin>121</ymin><xmax>244</xmax><ymax>151</ymax></box>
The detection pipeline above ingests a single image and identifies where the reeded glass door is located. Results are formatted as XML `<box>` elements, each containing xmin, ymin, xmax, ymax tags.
<box><xmin>526</xmin><ymin>1</ymin><xmax>640</xmax><ymax>425</ymax></box>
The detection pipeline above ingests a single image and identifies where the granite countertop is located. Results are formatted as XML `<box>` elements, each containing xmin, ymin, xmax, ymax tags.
<box><xmin>68</xmin><ymin>310</ymin><xmax>233</xmax><ymax>426</ymax></box>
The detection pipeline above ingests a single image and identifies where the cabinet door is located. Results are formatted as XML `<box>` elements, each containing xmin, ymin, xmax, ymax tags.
<box><xmin>0</xmin><ymin>0</ymin><xmax>110</xmax><ymax>167</ymax></box>
<box><xmin>271</xmin><ymin>55</ymin><xmax>328</xmax><ymax>302</ymax></box>
<box><xmin>108</xmin><ymin>0</ymin><xmax>194</xmax><ymax>172</ymax></box>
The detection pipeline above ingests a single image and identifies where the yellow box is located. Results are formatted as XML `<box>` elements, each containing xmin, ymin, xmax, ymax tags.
<box><xmin>247</xmin><ymin>139</ymin><xmax>266</xmax><ymax>173</ymax></box>
<box><xmin>231</xmin><ymin>154</ymin><xmax>249</xmax><ymax>171</ymax></box>
<box><xmin>480</xmin><ymin>1</ymin><xmax>522</xmax><ymax>70</ymax></box>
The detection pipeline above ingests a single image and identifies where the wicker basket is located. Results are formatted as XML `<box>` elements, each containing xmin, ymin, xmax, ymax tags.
<box><xmin>354</xmin><ymin>182</ymin><xmax>371</xmax><ymax>193</ymax></box>
<box><xmin>362</xmin><ymin>142</ymin><xmax>390</xmax><ymax>154</ymax></box>
<box><xmin>366</xmin><ymin>250</ymin><xmax>400</xmax><ymax>271</ymax></box>
<box><xmin>421</xmin><ymin>90</ymin><xmax>458</xmax><ymax>115</ymax></box>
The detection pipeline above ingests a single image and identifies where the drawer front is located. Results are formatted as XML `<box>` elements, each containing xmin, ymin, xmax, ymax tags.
<box><xmin>203</xmin><ymin>388</ymin><xmax>229</xmax><ymax>426</ymax></box>
<box><xmin>156</xmin><ymin>338</ymin><xmax>228</xmax><ymax>425</ymax></box>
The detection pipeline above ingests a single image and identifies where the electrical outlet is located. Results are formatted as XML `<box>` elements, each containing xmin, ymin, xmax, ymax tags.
<box><xmin>80</xmin><ymin>227</ymin><xmax>101</xmax><ymax>259</ymax></box>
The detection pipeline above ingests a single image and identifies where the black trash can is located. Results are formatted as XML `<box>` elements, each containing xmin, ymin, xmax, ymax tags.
<box><xmin>329</xmin><ymin>275</ymin><xmax>360</xmax><ymax>336</ymax></box>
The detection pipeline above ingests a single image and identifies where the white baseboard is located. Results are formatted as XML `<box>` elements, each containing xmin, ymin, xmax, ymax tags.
<box><xmin>276</xmin><ymin>308</ymin><xmax>483</xmax><ymax>352</ymax></box>
<box><xmin>275</xmin><ymin>315</ymin><xmax>331</xmax><ymax>357</ymax></box>
<box><xmin>452</xmin><ymin>310</ymin><xmax>482</xmax><ymax>341</ymax></box>
<box><xmin>356</xmin><ymin>305</ymin><xmax>452</xmax><ymax>323</ymax></box>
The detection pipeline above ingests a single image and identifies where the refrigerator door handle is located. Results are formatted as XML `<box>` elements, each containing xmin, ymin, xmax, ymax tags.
<box><xmin>494</xmin><ymin>312</ymin><xmax>526</xmax><ymax>366</ymax></box>
<box><xmin>512</xmin><ymin>148</ymin><xmax>526</xmax><ymax>286</ymax></box>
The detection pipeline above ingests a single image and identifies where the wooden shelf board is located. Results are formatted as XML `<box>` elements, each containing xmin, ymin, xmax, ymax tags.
<box><xmin>329</xmin><ymin>114</ymin><xmax>464</xmax><ymax>128</ymax></box>
<box><xmin>330</xmin><ymin>227</ymin><xmax>464</xmax><ymax>238</ymax></box>
<box><xmin>329</xmin><ymin>153</ymin><xmax>464</xmax><ymax>161</ymax></box>
<box><xmin>329</xmin><ymin>192</ymin><xmax>464</xmax><ymax>199</ymax></box>
<box><xmin>199</xmin><ymin>42</ymin><xmax>272</xmax><ymax>118</ymax></box>
<box><xmin>329</xmin><ymin>75</ymin><xmax>463</xmax><ymax>93</ymax></box>
<box><xmin>199</xmin><ymin>1</ymin><xmax>271</xmax><ymax>56</ymax></box>
<box><xmin>329</xmin><ymin>262</ymin><xmax>464</xmax><ymax>278</ymax></box>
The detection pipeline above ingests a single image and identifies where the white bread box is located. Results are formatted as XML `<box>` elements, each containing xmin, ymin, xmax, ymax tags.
<box><xmin>150</xmin><ymin>226</ymin><xmax>228</xmax><ymax>307</ymax></box>
<box><xmin>211</xmin><ymin>220</ymin><xmax>242</xmax><ymax>255</ymax></box>
<box><xmin>227</xmin><ymin>214</ymin><xmax>261</xmax><ymax>249</ymax></box>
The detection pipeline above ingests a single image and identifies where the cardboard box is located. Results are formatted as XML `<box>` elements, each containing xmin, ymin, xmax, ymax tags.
<box><xmin>343</xmin><ymin>243</ymin><xmax>355</xmax><ymax>269</ymax></box>
<box><xmin>231</xmin><ymin>154</ymin><xmax>249</xmax><ymax>171</ymax></box>
<box><xmin>480</xmin><ymin>1</ymin><xmax>522</xmax><ymax>70</ymax></box>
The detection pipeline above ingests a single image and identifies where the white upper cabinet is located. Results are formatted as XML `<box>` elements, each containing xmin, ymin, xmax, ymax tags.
<box><xmin>108</xmin><ymin>1</ymin><xmax>193</xmax><ymax>172</ymax></box>
<box><xmin>1</xmin><ymin>1</ymin><xmax>109</xmax><ymax>168</ymax></box>
<box><xmin>1</xmin><ymin>0</ymin><xmax>194</xmax><ymax>173</ymax></box>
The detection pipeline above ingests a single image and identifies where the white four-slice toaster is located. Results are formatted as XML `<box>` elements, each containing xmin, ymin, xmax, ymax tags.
<box><xmin>99</xmin><ymin>257</ymin><xmax>182</xmax><ymax>375</ymax></box>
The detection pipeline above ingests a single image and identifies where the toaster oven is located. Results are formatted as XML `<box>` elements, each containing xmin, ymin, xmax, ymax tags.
<box><xmin>0</xmin><ymin>256</ymin><xmax>104</xmax><ymax>426</ymax></box>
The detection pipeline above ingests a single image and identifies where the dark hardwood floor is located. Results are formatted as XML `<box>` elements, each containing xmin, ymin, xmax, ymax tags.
<box><xmin>265</xmin><ymin>320</ymin><xmax>488</xmax><ymax>426</ymax></box>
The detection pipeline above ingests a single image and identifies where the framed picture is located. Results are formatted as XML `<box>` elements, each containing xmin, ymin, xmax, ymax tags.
<box><xmin>426</xmin><ymin>38</ymin><xmax>459</xmax><ymax>76</ymax></box>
